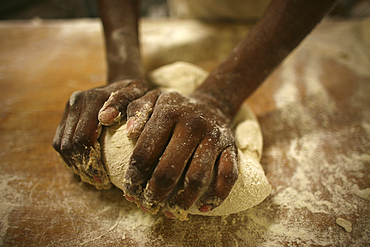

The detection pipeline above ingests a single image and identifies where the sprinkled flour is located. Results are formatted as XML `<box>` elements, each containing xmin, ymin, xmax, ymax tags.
<box><xmin>1</xmin><ymin>18</ymin><xmax>369</xmax><ymax>246</ymax></box>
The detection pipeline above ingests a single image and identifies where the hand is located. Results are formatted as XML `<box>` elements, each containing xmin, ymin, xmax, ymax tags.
<box><xmin>52</xmin><ymin>80</ymin><xmax>150</xmax><ymax>189</ymax></box>
<box><xmin>122</xmin><ymin>90</ymin><xmax>239</xmax><ymax>219</ymax></box>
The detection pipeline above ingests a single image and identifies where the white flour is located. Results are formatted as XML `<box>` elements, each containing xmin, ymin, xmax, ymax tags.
<box><xmin>1</xmin><ymin>18</ymin><xmax>369</xmax><ymax>246</ymax></box>
<box><xmin>0</xmin><ymin>175</ymin><xmax>22</xmax><ymax>246</ymax></box>
<box><xmin>101</xmin><ymin>62</ymin><xmax>271</xmax><ymax>219</ymax></box>
<box><xmin>97</xmin><ymin>18</ymin><xmax>370</xmax><ymax>245</ymax></box>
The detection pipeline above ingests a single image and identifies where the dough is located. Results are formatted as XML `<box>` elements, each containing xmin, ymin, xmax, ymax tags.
<box><xmin>336</xmin><ymin>218</ymin><xmax>352</xmax><ymax>232</ymax></box>
<box><xmin>100</xmin><ymin>61</ymin><xmax>271</xmax><ymax>217</ymax></box>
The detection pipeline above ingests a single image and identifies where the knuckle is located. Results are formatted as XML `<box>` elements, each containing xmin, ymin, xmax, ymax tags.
<box><xmin>127</xmin><ymin>100</ymin><xmax>145</xmax><ymax>118</ymax></box>
<box><xmin>68</xmin><ymin>91</ymin><xmax>82</xmax><ymax>107</ymax></box>
<box><xmin>130</xmin><ymin>153</ymin><xmax>149</xmax><ymax>170</ymax></box>
<box><xmin>109</xmin><ymin>91</ymin><xmax>130</xmax><ymax>110</ymax></box>
<box><xmin>129</xmin><ymin>153</ymin><xmax>155</xmax><ymax>179</ymax></box>
<box><xmin>128</xmin><ymin>80</ymin><xmax>145</xmax><ymax>90</ymax></box>
<box><xmin>85</xmin><ymin>89</ymin><xmax>107</xmax><ymax>103</ymax></box>
<box><xmin>186</xmin><ymin>172</ymin><xmax>208</xmax><ymax>191</ymax></box>
<box><xmin>210</xmin><ymin>126</ymin><xmax>221</xmax><ymax>140</ymax></box>
<box><xmin>224</xmin><ymin>168</ymin><xmax>238</xmax><ymax>184</ymax></box>
<box><xmin>158</xmin><ymin>91</ymin><xmax>180</xmax><ymax>104</ymax></box>
<box><xmin>152</xmin><ymin>169</ymin><xmax>177</xmax><ymax>189</ymax></box>
<box><xmin>72</xmin><ymin>133</ymin><xmax>85</xmax><ymax>145</ymax></box>
<box><xmin>60</xmin><ymin>141</ymin><xmax>74</xmax><ymax>155</ymax></box>
<box><xmin>73</xmin><ymin>133</ymin><xmax>93</xmax><ymax>147</ymax></box>
<box><xmin>108</xmin><ymin>79</ymin><xmax>131</xmax><ymax>89</ymax></box>
<box><xmin>69</xmin><ymin>89</ymin><xmax>107</xmax><ymax>109</ymax></box>
<box><xmin>52</xmin><ymin>139</ymin><xmax>61</xmax><ymax>152</ymax></box>
<box><xmin>83</xmin><ymin>90</ymin><xmax>95</xmax><ymax>101</ymax></box>
<box><xmin>127</xmin><ymin>100</ymin><xmax>139</xmax><ymax>113</ymax></box>
<box><xmin>185</xmin><ymin>115</ymin><xmax>206</xmax><ymax>132</ymax></box>
<box><xmin>118</xmin><ymin>82</ymin><xmax>145</xmax><ymax>101</ymax></box>
<box><xmin>159</xmin><ymin>107</ymin><xmax>178</xmax><ymax>120</ymax></box>
<box><xmin>149</xmin><ymin>88</ymin><xmax>162</xmax><ymax>96</ymax></box>
<box><xmin>219</xmin><ymin>161</ymin><xmax>239</xmax><ymax>184</ymax></box>
<box><xmin>123</xmin><ymin>167</ymin><xmax>145</xmax><ymax>195</ymax></box>
<box><xmin>127</xmin><ymin>90</ymin><xmax>159</xmax><ymax>116</ymax></box>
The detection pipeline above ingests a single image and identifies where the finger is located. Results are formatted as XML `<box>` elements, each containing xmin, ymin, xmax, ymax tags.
<box><xmin>98</xmin><ymin>91</ymin><xmax>128</xmax><ymax>126</ymax></box>
<box><xmin>74</xmin><ymin>90</ymin><xmax>107</xmax><ymax>153</ymax></box>
<box><xmin>167</xmin><ymin>137</ymin><xmax>220</xmax><ymax>215</ymax></box>
<box><xmin>126</xmin><ymin>89</ymin><xmax>161</xmax><ymax>138</ymax></box>
<box><xmin>122</xmin><ymin>105</ymin><xmax>177</xmax><ymax>200</ymax></box>
<box><xmin>140</xmin><ymin>121</ymin><xmax>203</xmax><ymax>211</ymax></box>
<box><xmin>53</xmin><ymin>101</ymin><xmax>77</xmax><ymax>168</ymax></box>
<box><xmin>197</xmin><ymin>145</ymin><xmax>239</xmax><ymax>212</ymax></box>
<box><xmin>98</xmin><ymin>80</ymin><xmax>148</xmax><ymax>126</ymax></box>
<box><xmin>73</xmin><ymin>90</ymin><xmax>110</xmax><ymax>184</ymax></box>
<box><xmin>52</xmin><ymin>101</ymin><xmax>69</xmax><ymax>154</ymax></box>
<box><xmin>59</xmin><ymin>91</ymin><xmax>83</xmax><ymax>166</ymax></box>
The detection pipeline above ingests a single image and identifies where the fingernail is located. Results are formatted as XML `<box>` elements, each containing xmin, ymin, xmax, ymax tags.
<box><xmin>126</xmin><ymin>117</ymin><xmax>135</xmax><ymax>135</ymax></box>
<box><xmin>93</xmin><ymin>175</ymin><xmax>102</xmax><ymax>183</ymax></box>
<box><xmin>125</xmin><ymin>195</ymin><xmax>136</xmax><ymax>202</ymax></box>
<box><xmin>199</xmin><ymin>205</ymin><xmax>212</xmax><ymax>213</ymax></box>
<box><xmin>99</xmin><ymin>106</ymin><xmax>119</xmax><ymax>125</ymax></box>
<box><xmin>164</xmin><ymin>211</ymin><xmax>175</xmax><ymax>219</ymax></box>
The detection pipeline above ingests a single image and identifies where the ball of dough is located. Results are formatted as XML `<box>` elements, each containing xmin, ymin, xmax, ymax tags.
<box><xmin>100</xmin><ymin>61</ymin><xmax>271</xmax><ymax>217</ymax></box>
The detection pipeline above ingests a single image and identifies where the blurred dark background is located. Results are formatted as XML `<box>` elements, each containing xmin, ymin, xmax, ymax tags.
<box><xmin>0</xmin><ymin>0</ymin><xmax>168</xmax><ymax>19</ymax></box>
<box><xmin>0</xmin><ymin>0</ymin><xmax>369</xmax><ymax>20</ymax></box>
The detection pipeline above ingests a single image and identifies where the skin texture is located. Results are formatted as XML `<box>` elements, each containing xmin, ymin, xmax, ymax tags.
<box><xmin>123</xmin><ymin>90</ymin><xmax>239</xmax><ymax>214</ymax></box>
<box><xmin>53</xmin><ymin>0</ymin><xmax>150</xmax><ymax>189</ymax></box>
<box><xmin>53</xmin><ymin>0</ymin><xmax>337</xmax><ymax>219</ymax></box>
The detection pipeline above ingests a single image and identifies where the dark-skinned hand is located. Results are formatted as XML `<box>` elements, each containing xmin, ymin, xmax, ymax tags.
<box><xmin>122</xmin><ymin>89</ymin><xmax>239</xmax><ymax>220</ymax></box>
<box><xmin>52</xmin><ymin>80</ymin><xmax>150</xmax><ymax>189</ymax></box>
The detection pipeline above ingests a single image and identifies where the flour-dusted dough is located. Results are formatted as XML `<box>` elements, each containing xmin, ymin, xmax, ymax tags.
<box><xmin>100</xmin><ymin>62</ymin><xmax>271</xmax><ymax>216</ymax></box>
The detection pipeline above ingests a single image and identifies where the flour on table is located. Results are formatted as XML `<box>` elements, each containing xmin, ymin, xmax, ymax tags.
<box><xmin>100</xmin><ymin>61</ymin><xmax>271</xmax><ymax>218</ymax></box>
<box><xmin>352</xmin><ymin>184</ymin><xmax>370</xmax><ymax>200</ymax></box>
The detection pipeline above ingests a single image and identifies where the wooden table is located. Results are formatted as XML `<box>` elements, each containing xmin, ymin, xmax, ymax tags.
<box><xmin>1</xmin><ymin>18</ymin><xmax>369</xmax><ymax>246</ymax></box>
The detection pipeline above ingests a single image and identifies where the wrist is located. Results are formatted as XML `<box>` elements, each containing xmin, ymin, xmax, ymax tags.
<box><xmin>107</xmin><ymin>79</ymin><xmax>151</xmax><ymax>94</ymax></box>
<box><xmin>191</xmin><ymin>90</ymin><xmax>234</xmax><ymax>121</ymax></box>
<box><xmin>99</xmin><ymin>0</ymin><xmax>144</xmax><ymax>83</ymax></box>
<box><xmin>192</xmin><ymin>70</ymin><xmax>249</xmax><ymax>120</ymax></box>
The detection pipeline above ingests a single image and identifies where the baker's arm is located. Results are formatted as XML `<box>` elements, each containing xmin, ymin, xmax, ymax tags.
<box><xmin>98</xmin><ymin>0</ymin><xmax>144</xmax><ymax>83</ymax></box>
<box><xmin>122</xmin><ymin>0</ymin><xmax>337</xmax><ymax>218</ymax></box>
<box><xmin>194</xmin><ymin>0</ymin><xmax>337</xmax><ymax>118</ymax></box>
<box><xmin>52</xmin><ymin>0</ymin><xmax>150</xmax><ymax>189</ymax></box>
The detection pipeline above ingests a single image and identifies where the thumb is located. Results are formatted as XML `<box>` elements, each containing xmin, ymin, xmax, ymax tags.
<box><xmin>98</xmin><ymin>91</ymin><xmax>129</xmax><ymax>126</ymax></box>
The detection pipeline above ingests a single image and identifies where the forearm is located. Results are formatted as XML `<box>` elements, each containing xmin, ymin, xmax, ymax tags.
<box><xmin>98</xmin><ymin>0</ymin><xmax>145</xmax><ymax>83</ymax></box>
<box><xmin>194</xmin><ymin>0</ymin><xmax>336</xmax><ymax>119</ymax></box>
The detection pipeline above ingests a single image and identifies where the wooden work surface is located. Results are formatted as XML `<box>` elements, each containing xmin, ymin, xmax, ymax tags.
<box><xmin>0</xmin><ymin>18</ymin><xmax>369</xmax><ymax>246</ymax></box>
